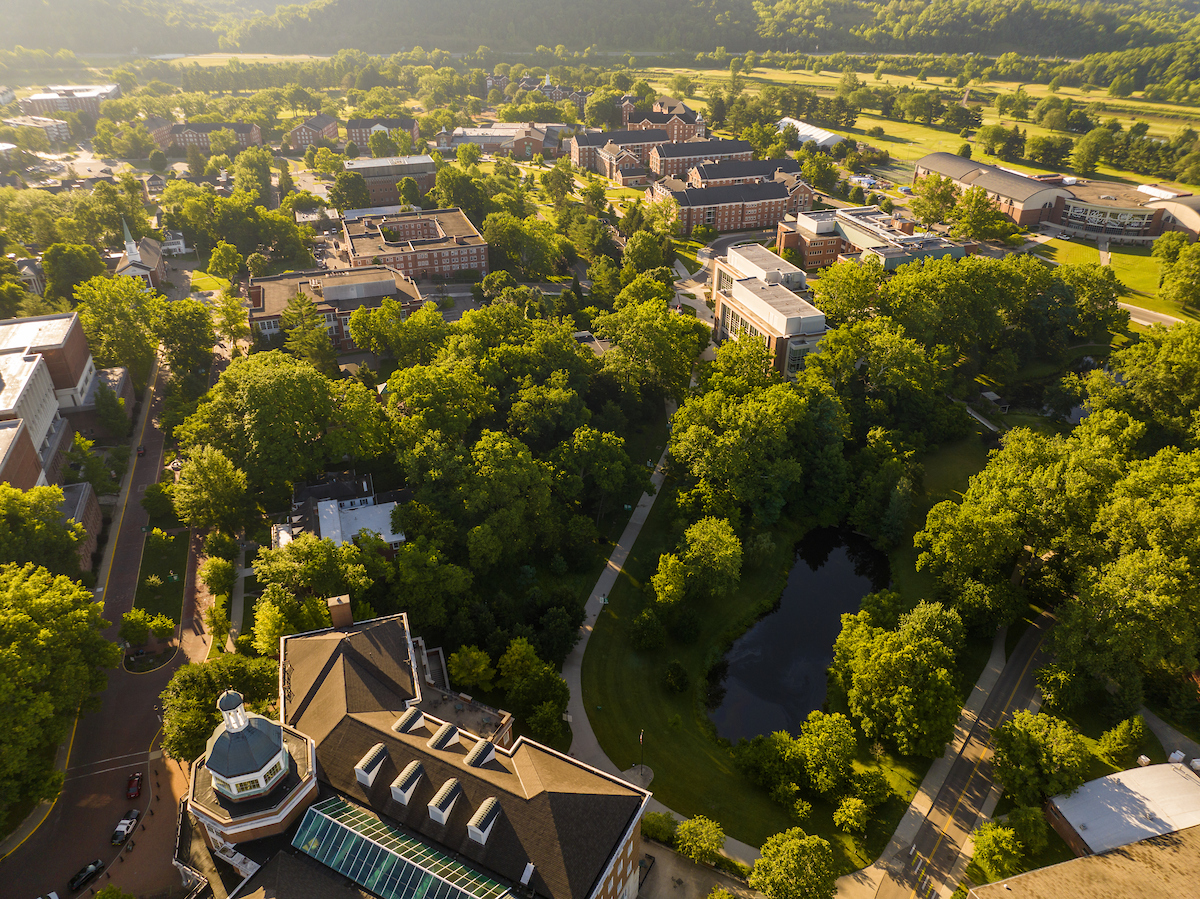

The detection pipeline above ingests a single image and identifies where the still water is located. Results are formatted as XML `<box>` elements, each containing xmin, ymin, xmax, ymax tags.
<box><xmin>708</xmin><ymin>528</ymin><xmax>890</xmax><ymax>743</ymax></box>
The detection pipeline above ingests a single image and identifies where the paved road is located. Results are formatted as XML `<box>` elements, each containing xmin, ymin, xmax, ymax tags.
<box><xmin>1118</xmin><ymin>302</ymin><xmax>1185</xmax><ymax>328</ymax></box>
<box><xmin>876</xmin><ymin>613</ymin><xmax>1052</xmax><ymax>899</ymax></box>
<box><xmin>0</xmin><ymin>365</ymin><xmax>188</xmax><ymax>899</ymax></box>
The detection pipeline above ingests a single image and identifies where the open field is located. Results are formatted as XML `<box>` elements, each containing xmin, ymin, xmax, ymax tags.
<box><xmin>640</xmin><ymin>65</ymin><xmax>1200</xmax><ymax>192</ymax></box>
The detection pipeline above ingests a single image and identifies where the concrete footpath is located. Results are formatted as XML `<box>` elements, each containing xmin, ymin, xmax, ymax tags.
<box><xmin>836</xmin><ymin>626</ymin><xmax>1009</xmax><ymax>899</ymax></box>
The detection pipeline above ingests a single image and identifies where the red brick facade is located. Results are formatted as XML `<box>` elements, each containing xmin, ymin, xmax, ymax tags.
<box><xmin>649</xmin><ymin>140</ymin><xmax>753</xmax><ymax>177</ymax></box>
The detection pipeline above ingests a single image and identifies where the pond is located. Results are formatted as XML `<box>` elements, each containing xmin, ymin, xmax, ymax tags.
<box><xmin>708</xmin><ymin>528</ymin><xmax>891</xmax><ymax>744</ymax></box>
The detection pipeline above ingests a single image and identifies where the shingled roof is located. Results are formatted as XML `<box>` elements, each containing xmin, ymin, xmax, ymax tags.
<box><xmin>281</xmin><ymin>615</ymin><xmax>648</xmax><ymax>899</ymax></box>
<box><xmin>653</xmin><ymin>138</ymin><xmax>752</xmax><ymax>158</ymax></box>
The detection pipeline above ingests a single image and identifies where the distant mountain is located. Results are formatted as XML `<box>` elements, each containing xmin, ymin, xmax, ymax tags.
<box><xmin>7</xmin><ymin>0</ymin><xmax>1200</xmax><ymax>58</ymax></box>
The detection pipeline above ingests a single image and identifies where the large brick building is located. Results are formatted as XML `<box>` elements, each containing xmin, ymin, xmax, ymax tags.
<box><xmin>658</xmin><ymin>180</ymin><xmax>791</xmax><ymax>234</ymax></box>
<box><xmin>626</xmin><ymin>101</ymin><xmax>706</xmax><ymax>142</ymax></box>
<box><xmin>248</xmin><ymin>265</ymin><xmax>424</xmax><ymax>353</ymax></box>
<box><xmin>341</xmin><ymin>208</ymin><xmax>489</xmax><ymax>279</ymax></box>
<box><xmin>571</xmin><ymin>129</ymin><xmax>668</xmax><ymax>177</ymax></box>
<box><xmin>343</xmin><ymin>154</ymin><xmax>438</xmax><ymax>206</ymax></box>
<box><xmin>688</xmin><ymin>157</ymin><xmax>801</xmax><ymax>188</ymax></box>
<box><xmin>648</xmin><ymin>138</ymin><xmax>753</xmax><ymax>178</ymax></box>
<box><xmin>346</xmin><ymin>116</ymin><xmax>420</xmax><ymax>150</ymax></box>
<box><xmin>168</xmin><ymin>122</ymin><xmax>263</xmax><ymax>154</ymax></box>
<box><xmin>288</xmin><ymin>113</ymin><xmax>339</xmax><ymax>150</ymax></box>
<box><xmin>19</xmin><ymin>84</ymin><xmax>120</xmax><ymax>117</ymax></box>
<box><xmin>435</xmin><ymin>122</ymin><xmax>571</xmax><ymax>159</ymax></box>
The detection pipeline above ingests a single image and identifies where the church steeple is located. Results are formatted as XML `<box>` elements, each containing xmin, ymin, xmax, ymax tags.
<box><xmin>122</xmin><ymin>217</ymin><xmax>140</xmax><ymax>264</ymax></box>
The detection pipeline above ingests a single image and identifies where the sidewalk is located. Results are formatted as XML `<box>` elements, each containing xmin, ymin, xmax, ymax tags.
<box><xmin>836</xmin><ymin>626</ymin><xmax>1009</xmax><ymax>899</ymax></box>
<box><xmin>1141</xmin><ymin>707</ymin><xmax>1200</xmax><ymax>761</ymax></box>
<box><xmin>561</xmin><ymin>404</ymin><xmax>762</xmax><ymax>869</ymax></box>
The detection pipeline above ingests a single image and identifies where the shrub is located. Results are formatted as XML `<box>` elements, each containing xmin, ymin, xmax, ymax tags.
<box><xmin>204</xmin><ymin>530</ymin><xmax>239</xmax><ymax>562</ymax></box>
<box><xmin>675</xmin><ymin>815</ymin><xmax>725</xmax><ymax>865</ymax></box>
<box><xmin>973</xmin><ymin>821</ymin><xmax>1024</xmax><ymax>877</ymax></box>
<box><xmin>120</xmin><ymin>608</ymin><xmax>153</xmax><ymax>645</ymax></box>
<box><xmin>200</xmin><ymin>556</ymin><xmax>237</xmax><ymax>597</ymax></box>
<box><xmin>1098</xmin><ymin>715</ymin><xmax>1147</xmax><ymax>768</ymax></box>
<box><xmin>663</xmin><ymin>660</ymin><xmax>690</xmax><ymax>692</ymax></box>
<box><xmin>833</xmin><ymin>796</ymin><xmax>869</xmax><ymax>833</ymax></box>
<box><xmin>1007</xmin><ymin>806</ymin><xmax>1049</xmax><ymax>856</ymax></box>
<box><xmin>852</xmin><ymin>768</ymin><xmax>895</xmax><ymax>809</ymax></box>
<box><xmin>141</xmin><ymin>481</ymin><xmax>175</xmax><ymax>519</ymax></box>
<box><xmin>641</xmin><ymin>811</ymin><xmax>678</xmax><ymax>845</ymax></box>
<box><xmin>630</xmin><ymin>607</ymin><xmax>666</xmax><ymax>651</ymax></box>
<box><xmin>527</xmin><ymin>700</ymin><xmax>563</xmax><ymax>742</ymax></box>
<box><xmin>791</xmin><ymin>797</ymin><xmax>812</xmax><ymax>822</ymax></box>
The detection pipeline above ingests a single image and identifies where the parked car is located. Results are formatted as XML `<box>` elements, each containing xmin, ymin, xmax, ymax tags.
<box><xmin>126</xmin><ymin>771</ymin><xmax>142</xmax><ymax>798</ymax></box>
<box><xmin>136</xmin><ymin>445</ymin><xmax>146</xmax><ymax>457</ymax></box>
<box><xmin>1058</xmin><ymin>232</ymin><xmax>1071</xmax><ymax>240</ymax></box>
<box><xmin>111</xmin><ymin>808</ymin><xmax>141</xmax><ymax>844</ymax></box>
<box><xmin>68</xmin><ymin>860</ymin><xmax>103</xmax><ymax>891</ymax></box>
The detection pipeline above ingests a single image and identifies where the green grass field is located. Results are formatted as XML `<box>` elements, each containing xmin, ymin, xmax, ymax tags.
<box><xmin>190</xmin><ymin>270</ymin><xmax>231</xmax><ymax>293</ymax></box>
<box><xmin>133</xmin><ymin>530</ymin><xmax>189</xmax><ymax>624</ymax></box>
<box><xmin>1032</xmin><ymin>238</ymin><xmax>1102</xmax><ymax>266</ymax></box>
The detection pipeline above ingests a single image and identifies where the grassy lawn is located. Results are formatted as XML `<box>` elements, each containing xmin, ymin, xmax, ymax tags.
<box><xmin>1032</xmin><ymin>239</ymin><xmax>1102</xmax><ymax>266</ymax></box>
<box><xmin>674</xmin><ymin>238</ymin><xmax>706</xmax><ymax>275</ymax></box>
<box><xmin>190</xmin><ymin>270</ymin><xmax>231</xmax><ymax>293</ymax></box>
<box><xmin>582</xmin><ymin>426</ymin><xmax>993</xmax><ymax>867</ymax></box>
<box><xmin>133</xmin><ymin>530</ymin><xmax>189</xmax><ymax>624</ymax></box>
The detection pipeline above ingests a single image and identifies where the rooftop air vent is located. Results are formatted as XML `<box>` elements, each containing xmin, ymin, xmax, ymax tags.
<box><xmin>354</xmin><ymin>742</ymin><xmax>388</xmax><ymax>787</ymax></box>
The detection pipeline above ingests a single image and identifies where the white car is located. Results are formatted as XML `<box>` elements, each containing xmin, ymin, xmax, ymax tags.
<box><xmin>111</xmin><ymin>809</ymin><xmax>141</xmax><ymax>845</ymax></box>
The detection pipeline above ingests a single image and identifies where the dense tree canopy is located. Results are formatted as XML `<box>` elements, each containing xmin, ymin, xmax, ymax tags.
<box><xmin>0</xmin><ymin>564</ymin><xmax>119</xmax><ymax>820</ymax></box>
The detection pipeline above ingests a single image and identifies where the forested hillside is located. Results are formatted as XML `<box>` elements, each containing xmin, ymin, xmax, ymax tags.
<box><xmin>7</xmin><ymin>0</ymin><xmax>1200</xmax><ymax>56</ymax></box>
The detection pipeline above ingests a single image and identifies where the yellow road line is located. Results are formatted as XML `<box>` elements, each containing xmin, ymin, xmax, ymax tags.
<box><xmin>906</xmin><ymin>625</ymin><xmax>1048</xmax><ymax>899</ymax></box>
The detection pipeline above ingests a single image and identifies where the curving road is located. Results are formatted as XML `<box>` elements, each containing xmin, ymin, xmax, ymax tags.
<box><xmin>875</xmin><ymin>613</ymin><xmax>1053</xmax><ymax>899</ymax></box>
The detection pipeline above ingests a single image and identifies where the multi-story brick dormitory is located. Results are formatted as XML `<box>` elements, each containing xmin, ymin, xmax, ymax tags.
<box><xmin>168</xmin><ymin>122</ymin><xmax>262</xmax><ymax>154</ymax></box>
<box><xmin>340</xmin><ymin>208</ymin><xmax>490</xmax><ymax>279</ymax></box>
<box><xmin>248</xmin><ymin>266</ymin><xmax>424</xmax><ymax>353</ymax></box>
<box><xmin>346</xmin><ymin>116</ymin><xmax>421</xmax><ymax>150</ymax></box>
<box><xmin>658</xmin><ymin>180</ymin><xmax>792</xmax><ymax>234</ymax></box>
<box><xmin>288</xmin><ymin>113</ymin><xmax>339</xmax><ymax>150</ymax></box>
<box><xmin>648</xmin><ymin>138</ymin><xmax>753</xmax><ymax>178</ymax></box>
<box><xmin>688</xmin><ymin>157</ymin><xmax>802</xmax><ymax>188</ymax></box>
<box><xmin>570</xmin><ymin>129</ymin><xmax>670</xmax><ymax>180</ymax></box>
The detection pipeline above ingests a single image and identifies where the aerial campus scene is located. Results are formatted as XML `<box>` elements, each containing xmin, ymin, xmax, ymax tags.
<box><xmin>2</xmin><ymin>2</ymin><xmax>1200</xmax><ymax>899</ymax></box>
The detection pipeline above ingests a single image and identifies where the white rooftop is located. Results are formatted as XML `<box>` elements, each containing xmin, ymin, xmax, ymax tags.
<box><xmin>777</xmin><ymin>117</ymin><xmax>842</xmax><ymax>149</ymax></box>
<box><xmin>1051</xmin><ymin>763</ymin><xmax>1200</xmax><ymax>854</ymax></box>
<box><xmin>315</xmin><ymin>499</ymin><xmax>405</xmax><ymax>548</ymax></box>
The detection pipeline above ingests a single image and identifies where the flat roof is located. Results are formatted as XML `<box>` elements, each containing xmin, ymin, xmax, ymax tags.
<box><xmin>343</xmin><ymin>208</ymin><xmax>486</xmax><ymax>261</ymax></box>
<box><xmin>971</xmin><ymin>823</ymin><xmax>1200</xmax><ymax>899</ymax></box>
<box><xmin>728</xmin><ymin>242</ymin><xmax>803</xmax><ymax>275</ymax></box>
<box><xmin>0</xmin><ymin>313</ymin><xmax>75</xmax><ymax>353</ymax></box>
<box><xmin>344</xmin><ymin>154</ymin><xmax>435</xmax><ymax>173</ymax></box>
<box><xmin>248</xmin><ymin>267</ymin><xmax>421</xmax><ymax>320</ymax></box>
<box><xmin>1065</xmin><ymin>179</ymin><xmax>1157</xmax><ymax>208</ymax></box>
<box><xmin>0</xmin><ymin>351</ymin><xmax>40</xmax><ymax>412</ymax></box>
<box><xmin>1050</xmin><ymin>763</ymin><xmax>1200</xmax><ymax>854</ymax></box>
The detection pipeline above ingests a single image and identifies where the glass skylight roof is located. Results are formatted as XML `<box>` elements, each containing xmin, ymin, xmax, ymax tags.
<box><xmin>292</xmin><ymin>796</ymin><xmax>512</xmax><ymax>899</ymax></box>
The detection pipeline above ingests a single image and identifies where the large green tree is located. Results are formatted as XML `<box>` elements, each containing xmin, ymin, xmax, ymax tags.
<box><xmin>0</xmin><ymin>563</ymin><xmax>119</xmax><ymax>820</ymax></box>
<box><xmin>74</xmin><ymin>275</ymin><xmax>165</xmax><ymax>388</ymax></box>
<box><xmin>0</xmin><ymin>484</ymin><xmax>85</xmax><ymax>577</ymax></box>
<box><xmin>159</xmin><ymin>653</ymin><xmax>278</xmax><ymax>762</ymax></box>
<box><xmin>173</xmin><ymin>445</ymin><xmax>248</xmax><ymax>534</ymax></box>
<box><xmin>160</xmin><ymin>297</ymin><xmax>216</xmax><ymax>375</ymax></box>
<box><xmin>749</xmin><ymin>827</ymin><xmax>837</xmax><ymax>899</ymax></box>
<box><xmin>42</xmin><ymin>243</ymin><xmax>106</xmax><ymax>303</ymax></box>
<box><xmin>992</xmin><ymin>711</ymin><xmax>1088</xmax><ymax>806</ymax></box>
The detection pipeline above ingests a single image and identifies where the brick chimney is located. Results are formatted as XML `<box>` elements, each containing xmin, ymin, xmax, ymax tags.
<box><xmin>327</xmin><ymin>594</ymin><xmax>353</xmax><ymax>629</ymax></box>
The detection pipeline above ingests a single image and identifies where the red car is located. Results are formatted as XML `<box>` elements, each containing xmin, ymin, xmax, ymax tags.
<box><xmin>126</xmin><ymin>772</ymin><xmax>142</xmax><ymax>799</ymax></box>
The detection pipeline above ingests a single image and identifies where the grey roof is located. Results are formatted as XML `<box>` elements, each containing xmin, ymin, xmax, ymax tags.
<box><xmin>574</xmin><ymin>128</ymin><xmax>667</xmax><ymax>147</ymax></box>
<box><xmin>916</xmin><ymin>152</ymin><xmax>1071</xmax><ymax>203</ymax></box>
<box><xmin>632</xmin><ymin>109</ymin><xmax>699</xmax><ymax>126</ymax></box>
<box><xmin>654</xmin><ymin>138</ymin><xmax>752</xmax><ymax>159</ymax></box>
<box><xmin>204</xmin><ymin>715</ymin><xmax>283</xmax><ymax>778</ymax></box>
<box><xmin>692</xmin><ymin>157</ymin><xmax>801</xmax><ymax>182</ymax></box>
<box><xmin>298</xmin><ymin>113</ymin><xmax>337</xmax><ymax>130</ymax></box>
<box><xmin>347</xmin><ymin>116</ymin><xmax>416</xmax><ymax>130</ymax></box>
<box><xmin>671</xmin><ymin>180</ymin><xmax>790</xmax><ymax>207</ymax></box>
<box><xmin>281</xmin><ymin>614</ymin><xmax>647</xmax><ymax>899</ymax></box>
<box><xmin>170</xmin><ymin>121</ymin><xmax>257</xmax><ymax>135</ymax></box>
<box><xmin>218</xmin><ymin>690</ymin><xmax>243</xmax><ymax>712</ymax></box>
